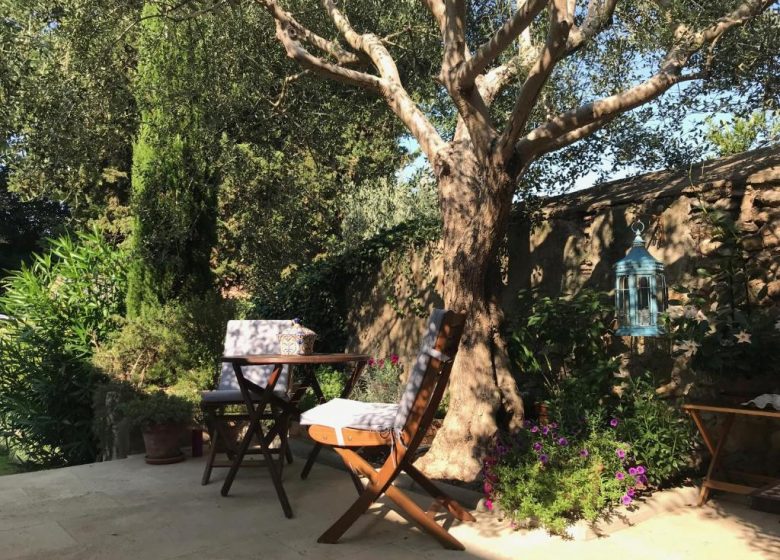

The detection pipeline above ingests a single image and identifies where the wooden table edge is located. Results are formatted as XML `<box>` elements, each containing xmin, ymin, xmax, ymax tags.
<box><xmin>222</xmin><ymin>353</ymin><xmax>370</xmax><ymax>365</ymax></box>
<box><xmin>682</xmin><ymin>403</ymin><xmax>780</xmax><ymax>418</ymax></box>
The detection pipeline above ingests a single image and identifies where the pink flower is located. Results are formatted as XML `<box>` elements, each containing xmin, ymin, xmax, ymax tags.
<box><xmin>615</xmin><ymin>471</ymin><xmax>625</xmax><ymax>481</ymax></box>
<box><xmin>610</xmin><ymin>418</ymin><xmax>619</xmax><ymax>428</ymax></box>
<box><xmin>483</xmin><ymin>481</ymin><xmax>493</xmax><ymax>495</ymax></box>
<box><xmin>532</xmin><ymin>442</ymin><xmax>543</xmax><ymax>453</ymax></box>
<box><xmin>390</xmin><ymin>354</ymin><xmax>399</xmax><ymax>365</ymax></box>
<box><xmin>621</xmin><ymin>494</ymin><xmax>633</xmax><ymax>505</ymax></box>
<box><xmin>628</xmin><ymin>467</ymin><xmax>638</xmax><ymax>476</ymax></box>
<box><xmin>485</xmin><ymin>499</ymin><xmax>494</xmax><ymax>511</ymax></box>
<box><xmin>616</xmin><ymin>449</ymin><xmax>626</xmax><ymax>460</ymax></box>
<box><xmin>378</xmin><ymin>359</ymin><xmax>385</xmax><ymax>367</ymax></box>
<box><xmin>635</xmin><ymin>465</ymin><xmax>645</xmax><ymax>475</ymax></box>
<box><xmin>368</xmin><ymin>358</ymin><xmax>375</xmax><ymax>366</ymax></box>
<box><xmin>627</xmin><ymin>487</ymin><xmax>636</xmax><ymax>497</ymax></box>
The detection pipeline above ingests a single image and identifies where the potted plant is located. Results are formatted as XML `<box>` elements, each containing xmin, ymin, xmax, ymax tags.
<box><xmin>120</xmin><ymin>392</ymin><xmax>194</xmax><ymax>464</ymax></box>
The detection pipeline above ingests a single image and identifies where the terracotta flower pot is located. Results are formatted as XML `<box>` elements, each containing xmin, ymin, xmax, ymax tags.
<box><xmin>142</xmin><ymin>424</ymin><xmax>186</xmax><ymax>465</ymax></box>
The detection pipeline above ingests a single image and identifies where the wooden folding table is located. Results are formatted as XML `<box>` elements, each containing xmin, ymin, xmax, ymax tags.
<box><xmin>683</xmin><ymin>403</ymin><xmax>780</xmax><ymax>506</ymax></box>
<box><xmin>219</xmin><ymin>353</ymin><xmax>368</xmax><ymax>518</ymax></box>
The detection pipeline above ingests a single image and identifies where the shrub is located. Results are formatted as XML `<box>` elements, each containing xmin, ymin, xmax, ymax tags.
<box><xmin>0</xmin><ymin>229</ymin><xmax>127</xmax><ymax>467</ymax></box>
<box><xmin>118</xmin><ymin>391</ymin><xmax>194</xmax><ymax>431</ymax></box>
<box><xmin>297</xmin><ymin>366</ymin><xmax>346</xmax><ymax>411</ymax></box>
<box><xmin>93</xmin><ymin>294</ymin><xmax>234</xmax><ymax>396</ymax></box>
<box><xmin>509</xmin><ymin>289</ymin><xmax>618</xmax><ymax>422</ymax></box>
<box><xmin>486</xmin><ymin>413</ymin><xmax>650</xmax><ymax>535</ymax></box>
<box><xmin>351</xmin><ymin>355</ymin><xmax>404</xmax><ymax>404</ymax></box>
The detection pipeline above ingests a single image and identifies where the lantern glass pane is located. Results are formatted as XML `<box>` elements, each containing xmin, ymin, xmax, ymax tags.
<box><xmin>616</xmin><ymin>276</ymin><xmax>629</xmax><ymax>324</ymax></box>
<box><xmin>637</xmin><ymin>276</ymin><xmax>651</xmax><ymax>325</ymax></box>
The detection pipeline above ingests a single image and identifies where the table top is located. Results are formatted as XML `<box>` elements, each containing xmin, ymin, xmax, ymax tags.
<box><xmin>221</xmin><ymin>353</ymin><xmax>370</xmax><ymax>365</ymax></box>
<box><xmin>683</xmin><ymin>403</ymin><xmax>780</xmax><ymax>418</ymax></box>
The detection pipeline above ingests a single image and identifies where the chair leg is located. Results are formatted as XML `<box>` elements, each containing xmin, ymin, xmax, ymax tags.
<box><xmin>201</xmin><ymin>425</ymin><xmax>220</xmax><ymax>486</ymax></box>
<box><xmin>318</xmin><ymin>448</ymin><xmax>389</xmax><ymax>544</ymax></box>
<box><xmin>403</xmin><ymin>463</ymin><xmax>475</xmax><ymax>522</ymax></box>
<box><xmin>323</xmin><ymin>448</ymin><xmax>465</xmax><ymax>550</ymax></box>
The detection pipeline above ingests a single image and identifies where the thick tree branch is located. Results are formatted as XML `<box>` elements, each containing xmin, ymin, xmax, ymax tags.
<box><xmin>517</xmin><ymin>0</ymin><xmax>775</xmax><ymax>162</ymax></box>
<box><xmin>255</xmin><ymin>0</ymin><xmax>360</xmax><ymax>65</ymax></box>
<box><xmin>499</xmin><ymin>0</ymin><xmax>572</xmax><ymax>160</ymax></box>
<box><xmin>273</xmin><ymin>20</ymin><xmax>382</xmax><ymax>91</ymax></box>
<box><xmin>457</xmin><ymin>0</ymin><xmax>547</xmax><ymax>89</ymax></box>
<box><xmin>566</xmin><ymin>0</ymin><xmax>618</xmax><ymax>53</ymax></box>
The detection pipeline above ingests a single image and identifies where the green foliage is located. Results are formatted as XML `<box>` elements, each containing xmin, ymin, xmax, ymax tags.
<box><xmin>337</xmin><ymin>170</ymin><xmax>440</xmax><ymax>250</ymax></box>
<box><xmin>93</xmin><ymin>294</ymin><xmax>234</xmax><ymax>397</ymax></box>
<box><xmin>486</xmin><ymin>413</ymin><xmax>645</xmax><ymax>535</ymax></box>
<box><xmin>297</xmin><ymin>366</ymin><xmax>346</xmax><ymax>412</ymax></box>
<box><xmin>509</xmin><ymin>289</ymin><xmax>619</xmax><ymax>421</ymax></box>
<box><xmin>256</xmin><ymin>217</ymin><xmax>441</xmax><ymax>352</ymax></box>
<box><xmin>126</xmin><ymin>3</ymin><xmax>217</xmax><ymax>315</ymax></box>
<box><xmin>705</xmin><ymin>111</ymin><xmax>779</xmax><ymax>157</ymax></box>
<box><xmin>118</xmin><ymin>391</ymin><xmax>193</xmax><ymax>431</ymax></box>
<box><xmin>615</xmin><ymin>374</ymin><xmax>695</xmax><ymax>486</ymax></box>
<box><xmin>500</xmin><ymin>290</ymin><xmax>695</xmax><ymax>531</ymax></box>
<box><xmin>665</xmin><ymin>205</ymin><xmax>780</xmax><ymax>379</ymax></box>
<box><xmin>0</xmin><ymin>229</ymin><xmax>127</xmax><ymax>467</ymax></box>
<box><xmin>352</xmin><ymin>355</ymin><xmax>405</xmax><ymax>404</ymax></box>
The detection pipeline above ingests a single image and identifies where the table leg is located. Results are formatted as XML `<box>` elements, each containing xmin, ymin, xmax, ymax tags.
<box><xmin>699</xmin><ymin>413</ymin><xmax>735</xmax><ymax>506</ymax></box>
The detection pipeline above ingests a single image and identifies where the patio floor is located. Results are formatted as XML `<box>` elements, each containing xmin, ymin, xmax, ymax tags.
<box><xmin>0</xmin><ymin>451</ymin><xmax>778</xmax><ymax>560</ymax></box>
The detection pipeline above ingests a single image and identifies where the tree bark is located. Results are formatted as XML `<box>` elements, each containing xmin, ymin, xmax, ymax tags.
<box><xmin>415</xmin><ymin>142</ymin><xmax>522</xmax><ymax>482</ymax></box>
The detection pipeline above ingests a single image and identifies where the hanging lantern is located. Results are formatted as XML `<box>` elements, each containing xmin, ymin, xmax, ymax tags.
<box><xmin>614</xmin><ymin>220</ymin><xmax>667</xmax><ymax>337</ymax></box>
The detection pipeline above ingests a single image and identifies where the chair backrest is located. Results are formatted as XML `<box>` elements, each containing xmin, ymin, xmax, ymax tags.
<box><xmin>218</xmin><ymin>320</ymin><xmax>291</xmax><ymax>391</ymax></box>
<box><xmin>393</xmin><ymin>310</ymin><xmax>466</xmax><ymax>440</ymax></box>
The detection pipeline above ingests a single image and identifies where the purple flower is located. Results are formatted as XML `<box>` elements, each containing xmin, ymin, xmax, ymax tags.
<box><xmin>621</xmin><ymin>494</ymin><xmax>633</xmax><ymax>505</ymax></box>
<box><xmin>635</xmin><ymin>465</ymin><xmax>645</xmax><ymax>475</ymax></box>
<box><xmin>539</xmin><ymin>454</ymin><xmax>549</xmax><ymax>464</ymax></box>
<box><xmin>549</xmin><ymin>422</ymin><xmax>558</xmax><ymax>429</ymax></box>
<box><xmin>483</xmin><ymin>481</ymin><xmax>493</xmax><ymax>495</ymax></box>
<box><xmin>532</xmin><ymin>442</ymin><xmax>543</xmax><ymax>452</ymax></box>
<box><xmin>615</xmin><ymin>471</ymin><xmax>625</xmax><ymax>481</ymax></box>
<box><xmin>541</xmin><ymin>426</ymin><xmax>550</xmax><ymax>436</ymax></box>
<box><xmin>627</xmin><ymin>487</ymin><xmax>636</xmax><ymax>497</ymax></box>
<box><xmin>557</xmin><ymin>437</ymin><xmax>568</xmax><ymax>446</ymax></box>
<box><xmin>580</xmin><ymin>449</ymin><xmax>589</xmax><ymax>458</ymax></box>
<box><xmin>610</xmin><ymin>418</ymin><xmax>619</xmax><ymax>428</ymax></box>
<box><xmin>628</xmin><ymin>467</ymin><xmax>638</xmax><ymax>476</ymax></box>
<box><xmin>636</xmin><ymin>474</ymin><xmax>648</xmax><ymax>486</ymax></box>
<box><xmin>616</xmin><ymin>449</ymin><xmax>626</xmax><ymax>459</ymax></box>
<box><xmin>530</xmin><ymin>425</ymin><xmax>539</xmax><ymax>433</ymax></box>
<box><xmin>523</xmin><ymin>420</ymin><xmax>533</xmax><ymax>429</ymax></box>
<box><xmin>496</xmin><ymin>444</ymin><xmax>509</xmax><ymax>456</ymax></box>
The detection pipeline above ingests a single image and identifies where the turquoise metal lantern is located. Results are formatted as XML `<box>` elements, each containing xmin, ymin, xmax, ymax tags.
<box><xmin>614</xmin><ymin>221</ymin><xmax>667</xmax><ymax>337</ymax></box>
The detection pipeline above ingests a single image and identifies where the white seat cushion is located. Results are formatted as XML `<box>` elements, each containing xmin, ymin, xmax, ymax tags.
<box><xmin>300</xmin><ymin>398</ymin><xmax>398</xmax><ymax>445</ymax></box>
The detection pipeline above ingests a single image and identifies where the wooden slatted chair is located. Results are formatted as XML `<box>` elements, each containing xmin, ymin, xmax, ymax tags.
<box><xmin>300</xmin><ymin>309</ymin><xmax>474</xmax><ymax>550</ymax></box>
<box><xmin>200</xmin><ymin>320</ymin><xmax>294</xmax><ymax>487</ymax></box>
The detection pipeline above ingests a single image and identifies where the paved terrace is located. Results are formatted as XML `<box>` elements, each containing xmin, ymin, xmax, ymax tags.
<box><xmin>0</xmin><ymin>451</ymin><xmax>778</xmax><ymax>560</ymax></box>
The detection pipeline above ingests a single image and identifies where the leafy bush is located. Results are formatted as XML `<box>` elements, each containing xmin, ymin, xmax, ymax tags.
<box><xmin>510</xmin><ymin>289</ymin><xmax>619</xmax><ymax>424</ymax></box>
<box><xmin>500</xmin><ymin>289</ymin><xmax>696</xmax><ymax>532</ymax></box>
<box><xmin>255</xmin><ymin>217</ymin><xmax>440</xmax><ymax>352</ymax></box>
<box><xmin>486</xmin><ymin>413</ymin><xmax>650</xmax><ymax>535</ymax></box>
<box><xmin>118</xmin><ymin>391</ymin><xmax>194</xmax><ymax>431</ymax></box>
<box><xmin>352</xmin><ymin>355</ymin><xmax>404</xmax><ymax>404</ymax></box>
<box><xmin>614</xmin><ymin>374</ymin><xmax>695</xmax><ymax>486</ymax></box>
<box><xmin>297</xmin><ymin>366</ymin><xmax>346</xmax><ymax>411</ymax></box>
<box><xmin>0</xmin><ymin>229</ymin><xmax>127</xmax><ymax>467</ymax></box>
<box><xmin>93</xmin><ymin>294</ymin><xmax>234</xmax><ymax>398</ymax></box>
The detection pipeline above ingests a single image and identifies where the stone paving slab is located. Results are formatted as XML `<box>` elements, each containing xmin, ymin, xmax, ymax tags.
<box><xmin>0</xmin><ymin>453</ymin><xmax>777</xmax><ymax>559</ymax></box>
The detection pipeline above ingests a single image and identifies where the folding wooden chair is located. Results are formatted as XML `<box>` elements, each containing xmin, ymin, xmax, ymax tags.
<box><xmin>200</xmin><ymin>320</ymin><xmax>294</xmax><ymax>488</ymax></box>
<box><xmin>300</xmin><ymin>309</ymin><xmax>474</xmax><ymax>550</ymax></box>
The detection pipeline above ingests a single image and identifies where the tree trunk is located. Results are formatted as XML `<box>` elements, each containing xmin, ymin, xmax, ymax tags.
<box><xmin>415</xmin><ymin>143</ymin><xmax>525</xmax><ymax>482</ymax></box>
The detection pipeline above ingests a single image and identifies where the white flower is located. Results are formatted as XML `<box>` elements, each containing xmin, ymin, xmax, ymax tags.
<box><xmin>707</xmin><ymin>322</ymin><xmax>718</xmax><ymax>335</ymax></box>
<box><xmin>684</xmin><ymin>306</ymin><xmax>698</xmax><ymax>319</ymax></box>
<box><xmin>695</xmin><ymin>310</ymin><xmax>708</xmax><ymax>323</ymax></box>
<box><xmin>734</xmin><ymin>330</ymin><xmax>752</xmax><ymax>344</ymax></box>
<box><xmin>673</xmin><ymin>340</ymin><xmax>701</xmax><ymax>358</ymax></box>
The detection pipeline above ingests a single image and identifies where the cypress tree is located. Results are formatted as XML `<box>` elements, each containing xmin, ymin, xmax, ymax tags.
<box><xmin>127</xmin><ymin>3</ymin><xmax>216</xmax><ymax>317</ymax></box>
